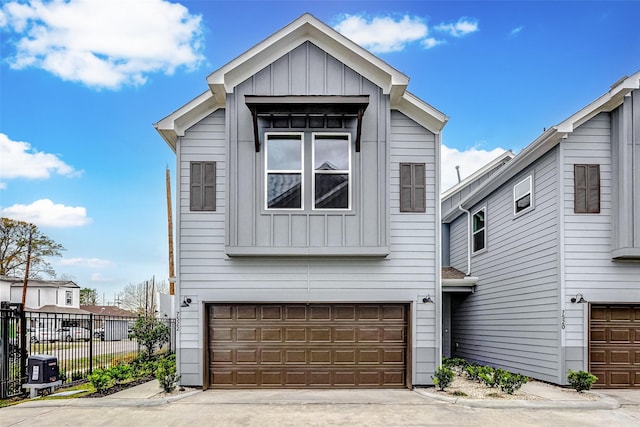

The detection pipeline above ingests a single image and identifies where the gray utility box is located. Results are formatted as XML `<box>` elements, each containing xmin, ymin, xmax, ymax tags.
<box><xmin>27</xmin><ymin>354</ymin><xmax>60</xmax><ymax>384</ymax></box>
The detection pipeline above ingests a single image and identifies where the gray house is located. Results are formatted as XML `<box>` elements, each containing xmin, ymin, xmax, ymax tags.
<box><xmin>442</xmin><ymin>71</ymin><xmax>640</xmax><ymax>388</ymax></box>
<box><xmin>155</xmin><ymin>14</ymin><xmax>447</xmax><ymax>388</ymax></box>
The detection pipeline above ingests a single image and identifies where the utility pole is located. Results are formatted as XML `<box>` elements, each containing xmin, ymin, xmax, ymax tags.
<box><xmin>21</xmin><ymin>226</ymin><xmax>34</xmax><ymax>307</ymax></box>
<box><xmin>166</xmin><ymin>167</ymin><xmax>175</xmax><ymax>295</ymax></box>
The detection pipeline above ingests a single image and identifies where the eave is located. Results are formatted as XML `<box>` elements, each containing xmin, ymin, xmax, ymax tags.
<box><xmin>442</xmin><ymin>70</ymin><xmax>640</xmax><ymax>223</ymax></box>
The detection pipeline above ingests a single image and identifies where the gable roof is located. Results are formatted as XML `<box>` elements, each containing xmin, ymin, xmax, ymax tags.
<box><xmin>441</xmin><ymin>150</ymin><xmax>515</xmax><ymax>200</ymax></box>
<box><xmin>443</xmin><ymin>70</ymin><xmax>640</xmax><ymax>223</ymax></box>
<box><xmin>154</xmin><ymin>13</ymin><xmax>447</xmax><ymax>151</ymax></box>
<box><xmin>0</xmin><ymin>276</ymin><xmax>80</xmax><ymax>289</ymax></box>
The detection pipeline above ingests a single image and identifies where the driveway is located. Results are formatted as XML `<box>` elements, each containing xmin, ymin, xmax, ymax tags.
<box><xmin>3</xmin><ymin>388</ymin><xmax>640</xmax><ymax>426</ymax></box>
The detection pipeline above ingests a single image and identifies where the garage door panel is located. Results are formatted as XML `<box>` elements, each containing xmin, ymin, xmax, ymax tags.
<box><xmin>590</xmin><ymin>305</ymin><xmax>640</xmax><ymax>388</ymax></box>
<box><xmin>208</xmin><ymin>303</ymin><xmax>408</xmax><ymax>388</ymax></box>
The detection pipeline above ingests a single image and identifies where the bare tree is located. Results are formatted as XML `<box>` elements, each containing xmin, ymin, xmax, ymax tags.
<box><xmin>119</xmin><ymin>277</ymin><xmax>168</xmax><ymax>316</ymax></box>
<box><xmin>0</xmin><ymin>217</ymin><xmax>64</xmax><ymax>278</ymax></box>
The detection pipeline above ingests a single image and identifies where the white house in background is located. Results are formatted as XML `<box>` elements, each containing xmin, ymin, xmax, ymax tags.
<box><xmin>155</xmin><ymin>13</ymin><xmax>447</xmax><ymax>389</ymax></box>
<box><xmin>442</xmin><ymin>71</ymin><xmax>640</xmax><ymax>389</ymax></box>
<box><xmin>0</xmin><ymin>275</ymin><xmax>81</xmax><ymax>311</ymax></box>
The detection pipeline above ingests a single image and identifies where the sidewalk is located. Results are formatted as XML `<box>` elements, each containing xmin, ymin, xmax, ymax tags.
<box><xmin>9</xmin><ymin>379</ymin><xmax>625</xmax><ymax>410</ymax></box>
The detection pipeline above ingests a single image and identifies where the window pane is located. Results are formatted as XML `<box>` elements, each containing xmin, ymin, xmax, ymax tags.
<box><xmin>414</xmin><ymin>187</ymin><xmax>425</xmax><ymax>211</ymax></box>
<box><xmin>515</xmin><ymin>194</ymin><xmax>531</xmax><ymax>213</ymax></box>
<box><xmin>268</xmin><ymin>173</ymin><xmax>302</xmax><ymax>208</ymax></box>
<box><xmin>514</xmin><ymin>177</ymin><xmax>531</xmax><ymax>200</ymax></box>
<box><xmin>473</xmin><ymin>230</ymin><xmax>485</xmax><ymax>252</ymax></box>
<box><xmin>267</xmin><ymin>136</ymin><xmax>302</xmax><ymax>170</ymax></box>
<box><xmin>473</xmin><ymin>211</ymin><xmax>484</xmax><ymax>232</ymax></box>
<box><xmin>314</xmin><ymin>135</ymin><xmax>349</xmax><ymax>170</ymax></box>
<box><xmin>315</xmin><ymin>174</ymin><xmax>348</xmax><ymax>209</ymax></box>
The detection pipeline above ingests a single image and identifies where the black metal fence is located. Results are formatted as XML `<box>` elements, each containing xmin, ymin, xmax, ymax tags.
<box><xmin>0</xmin><ymin>302</ymin><xmax>176</xmax><ymax>399</ymax></box>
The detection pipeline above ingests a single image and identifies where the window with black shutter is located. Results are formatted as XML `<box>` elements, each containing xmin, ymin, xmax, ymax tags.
<box><xmin>190</xmin><ymin>161</ymin><xmax>216</xmax><ymax>211</ymax></box>
<box><xmin>400</xmin><ymin>163</ymin><xmax>426</xmax><ymax>213</ymax></box>
<box><xmin>574</xmin><ymin>164</ymin><xmax>600</xmax><ymax>213</ymax></box>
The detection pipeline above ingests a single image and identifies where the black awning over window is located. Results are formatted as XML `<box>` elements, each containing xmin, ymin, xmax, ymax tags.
<box><xmin>245</xmin><ymin>95</ymin><xmax>369</xmax><ymax>152</ymax></box>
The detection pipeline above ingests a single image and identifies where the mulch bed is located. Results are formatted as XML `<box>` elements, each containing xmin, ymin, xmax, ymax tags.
<box><xmin>81</xmin><ymin>376</ymin><xmax>155</xmax><ymax>398</ymax></box>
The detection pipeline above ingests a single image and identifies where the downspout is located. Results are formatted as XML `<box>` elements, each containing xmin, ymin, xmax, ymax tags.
<box><xmin>458</xmin><ymin>205</ymin><xmax>472</xmax><ymax>276</ymax></box>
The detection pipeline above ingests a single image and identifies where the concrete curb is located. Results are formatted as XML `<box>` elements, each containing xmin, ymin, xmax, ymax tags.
<box><xmin>13</xmin><ymin>390</ymin><xmax>202</xmax><ymax>408</ymax></box>
<box><xmin>413</xmin><ymin>389</ymin><xmax>620</xmax><ymax>410</ymax></box>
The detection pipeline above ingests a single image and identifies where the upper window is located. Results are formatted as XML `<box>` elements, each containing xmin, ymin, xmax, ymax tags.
<box><xmin>265</xmin><ymin>132</ymin><xmax>351</xmax><ymax>211</ymax></box>
<box><xmin>266</xmin><ymin>133</ymin><xmax>303</xmax><ymax>209</ymax></box>
<box><xmin>65</xmin><ymin>290</ymin><xmax>72</xmax><ymax>306</ymax></box>
<box><xmin>574</xmin><ymin>164</ymin><xmax>600</xmax><ymax>213</ymax></box>
<box><xmin>190</xmin><ymin>162</ymin><xmax>216</xmax><ymax>211</ymax></box>
<box><xmin>400</xmin><ymin>163</ymin><xmax>426</xmax><ymax>212</ymax></box>
<box><xmin>472</xmin><ymin>207</ymin><xmax>486</xmax><ymax>253</ymax></box>
<box><xmin>513</xmin><ymin>175</ymin><xmax>533</xmax><ymax>215</ymax></box>
<box><xmin>313</xmin><ymin>134</ymin><xmax>350</xmax><ymax>209</ymax></box>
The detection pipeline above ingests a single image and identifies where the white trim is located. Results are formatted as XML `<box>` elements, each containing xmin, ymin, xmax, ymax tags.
<box><xmin>264</xmin><ymin>132</ymin><xmax>304</xmax><ymax>211</ymax></box>
<box><xmin>311</xmin><ymin>132</ymin><xmax>352</xmax><ymax>211</ymax></box>
<box><xmin>471</xmin><ymin>206</ymin><xmax>487</xmax><ymax>254</ymax></box>
<box><xmin>513</xmin><ymin>174</ymin><xmax>534</xmax><ymax>217</ymax></box>
<box><xmin>442</xmin><ymin>150</ymin><xmax>515</xmax><ymax>199</ymax></box>
<box><xmin>154</xmin><ymin>14</ymin><xmax>448</xmax><ymax>149</ymax></box>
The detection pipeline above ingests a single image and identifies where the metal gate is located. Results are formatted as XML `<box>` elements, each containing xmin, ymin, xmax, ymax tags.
<box><xmin>1</xmin><ymin>302</ymin><xmax>27</xmax><ymax>398</ymax></box>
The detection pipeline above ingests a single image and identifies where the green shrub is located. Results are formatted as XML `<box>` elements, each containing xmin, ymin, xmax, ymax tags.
<box><xmin>432</xmin><ymin>365</ymin><xmax>455</xmax><ymax>391</ymax></box>
<box><xmin>129</xmin><ymin>316</ymin><xmax>170</xmax><ymax>361</ymax></box>
<box><xmin>567</xmin><ymin>370</ymin><xmax>598</xmax><ymax>392</ymax></box>
<box><xmin>464</xmin><ymin>364</ymin><xmax>480</xmax><ymax>381</ymax></box>
<box><xmin>497</xmin><ymin>371</ymin><xmax>528</xmax><ymax>394</ymax></box>
<box><xmin>156</xmin><ymin>355</ymin><xmax>180</xmax><ymax>393</ymax></box>
<box><xmin>131</xmin><ymin>357</ymin><xmax>158</xmax><ymax>378</ymax></box>
<box><xmin>478</xmin><ymin>366</ymin><xmax>498</xmax><ymax>388</ymax></box>
<box><xmin>110</xmin><ymin>364</ymin><xmax>134</xmax><ymax>384</ymax></box>
<box><xmin>88</xmin><ymin>368</ymin><xmax>114</xmax><ymax>392</ymax></box>
<box><xmin>442</xmin><ymin>357</ymin><xmax>468</xmax><ymax>372</ymax></box>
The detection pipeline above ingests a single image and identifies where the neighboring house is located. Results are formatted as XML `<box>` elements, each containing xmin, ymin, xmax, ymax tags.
<box><xmin>155</xmin><ymin>14</ymin><xmax>447</xmax><ymax>388</ymax></box>
<box><xmin>81</xmin><ymin>305</ymin><xmax>137</xmax><ymax>317</ymax></box>
<box><xmin>0</xmin><ymin>276</ymin><xmax>81</xmax><ymax>311</ymax></box>
<box><xmin>442</xmin><ymin>71</ymin><xmax>640</xmax><ymax>388</ymax></box>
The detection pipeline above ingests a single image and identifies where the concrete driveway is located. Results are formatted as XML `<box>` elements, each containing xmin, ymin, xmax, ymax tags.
<box><xmin>2</xmin><ymin>388</ymin><xmax>640</xmax><ymax>426</ymax></box>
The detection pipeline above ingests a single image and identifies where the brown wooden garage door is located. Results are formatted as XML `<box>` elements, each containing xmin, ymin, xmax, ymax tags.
<box><xmin>590</xmin><ymin>305</ymin><xmax>640</xmax><ymax>388</ymax></box>
<box><xmin>207</xmin><ymin>303</ymin><xmax>408</xmax><ymax>388</ymax></box>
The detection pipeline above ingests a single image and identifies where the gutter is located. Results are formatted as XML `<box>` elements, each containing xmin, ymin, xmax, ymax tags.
<box><xmin>458</xmin><ymin>205</ymin><xmax>472</xmax><ymax>276</ymax></box>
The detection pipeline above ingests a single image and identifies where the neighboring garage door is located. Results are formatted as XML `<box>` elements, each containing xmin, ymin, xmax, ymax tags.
<box><xmin>207</xmin><ymin>303</ymin><xmax>408</xmax><ymax>388</ymax></box>
<box><xmin>590</xmin><ymin>305</ymin><xmax>640</xmax><ymax>388</ymax></box>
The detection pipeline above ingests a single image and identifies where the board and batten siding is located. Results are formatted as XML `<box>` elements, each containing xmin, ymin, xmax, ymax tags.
<box><xmin>560</xmin><ymin>112</ymin><xmax>640</xmax><ymax>374</ymax></box>
<box><xmin>452</xmin><ymin>148</ymin><xmax>562</xmax><ymax>383</ymax></box>
<box><xmin>174</xmin><ymin>105</ymin><xmax>439</xmax><ymax>386</ymax></box>
<box><xmin>226</xmin><ymin>41</ymin><xmax>389</xmax><ymax>254</ymax></box>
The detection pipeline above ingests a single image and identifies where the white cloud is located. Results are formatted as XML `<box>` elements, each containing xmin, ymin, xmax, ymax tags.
<box><xmin>0</xmin><ymin>199</ymin><xmax>91</xmax><ymax>227</ymax></box>
<box><xmin>0</xmin><ymin>0</ymin><xmax>204</xmax><ymax>89</ymax></box>
<box><xmin>510</xmin><ymin>26</ymin><xmax>524</xmax><ymax>37</ymax></box>
<box><xmin>334</xmin><ymin>14</ymin><xmax>428</xmax><ymax>53</ymax></box>
<box><xmin>422</xmin><ymin>37</ymin><xmax>445</xmax><ymax>49</ymax></box>
<box><xmin>435</xmin><ymin>18</ymin><xmax>479</xmax><ymax>37</ymax></box>
<box><xmin>441</xmin><ymin>145</ymin><xmax>508</xmax><ymax>192</ymax></box>
<box><xmin>334</xmin><ymin>13</ymin><xmax>477</xmax><ymax>53</ymax></box>
<box><xmin>60</xmin><ymin>258</ymin><xmax>114</xmax><ymax>268</ymax></box>
<box><xmin>0</xmin><ymin>133</ymin><xmax>80</xmax><ymax>180</ymax></box>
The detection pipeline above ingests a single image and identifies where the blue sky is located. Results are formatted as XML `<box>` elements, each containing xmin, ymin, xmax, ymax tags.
<box><xmin>1</xmin><ymin>0</ymin><xmax>639</xmax><ymax>302</ymax></box>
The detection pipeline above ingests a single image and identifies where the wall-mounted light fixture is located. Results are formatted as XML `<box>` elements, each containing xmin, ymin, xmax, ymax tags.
<box><xmin>570</xmin><ymin>293</ymin><xmax>587</xmax><ymax>303</ymax></box>
<box><xmin>422</xmin><ymin>295</ymin><xmax>434</xmax><ymax>303</ymax></box>
<box><xmin>181</xmin><ymin>297</ymin><xmax>192</xmax><ymax>308</ymax></box>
